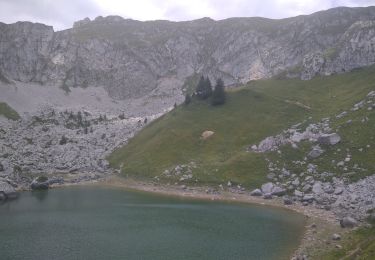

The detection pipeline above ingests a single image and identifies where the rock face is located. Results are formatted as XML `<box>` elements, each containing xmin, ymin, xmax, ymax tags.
<box><xmin>1</xmin><ymin>7</ymin><xmax>375</xmax><ymax>99</ymax></box>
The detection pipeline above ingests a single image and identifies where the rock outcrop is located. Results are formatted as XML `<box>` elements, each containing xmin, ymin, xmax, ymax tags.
<box><xmin>0</xmin><ymin>7</ymin><xmax>375</xmax><ymax>99</ymax></box>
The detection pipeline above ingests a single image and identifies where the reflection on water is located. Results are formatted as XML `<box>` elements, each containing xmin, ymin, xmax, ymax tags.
<box><xmin>31</xmin><ymin>190</ymin><xmax>49</xmax><ymax>201</ymax></box>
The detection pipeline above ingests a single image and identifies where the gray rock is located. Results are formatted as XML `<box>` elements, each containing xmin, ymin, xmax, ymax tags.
<box><xmin>318</xmin><ymin>133</ymin><xmax>341</xmax><ymax>146</ymax></box>
<box><xmin>337</xmin><ymin>161</ymin><xmax>345</xmax><ymax>167</ymax></box>
<box><xmin>308</xmin><ymin>145</ymin><xmax>324</xmax><ymax>159</ymax></box>
<box><xmin>250</xmin><ymin>189</ymin><xmax>263</xmax><ymax>196</ymax></box>
<box><xmin>332</xmin><ymin>234</ymin><xmax>341</xmax><ymax>240</ymax></box>
<box><xmin>302</xmin><ymin>184</ymin><xmax>312</xmax><ymax>193</ymax></box>
<box><xmin>340</xmin><ymin>217</ymin><xmax>358</xmax><ymax>228</ymax></box>
<box><xmin>283</xmin><ymin>196</ymin><xmax>293</xmax><ymax>205</ymax></box>
<box><xmin>263</xmin><ymin>193</ymin><xmax>273</xmax><ymax>199</ymax></box>
<box><xmin>302</xmin><ymin>194</ymin><xmax>314</xmax><ymax>202</ymax></box>
<box><xmin>0</xmin><ymin>181</ymin><xmax>18</xmax><ymax>200</ymax></box>
<box><xmin>292</xmin><ymin>178</ymin><xmax>300</xmax><ymax>186</ymax></box>
<box><xmin>323</xmin><ymin>183</ymin><xmax>334</xmax><ymax>194</ymax></box>
<box><xmin>312</xmin><ymin>182</ymin><xmax>324</xmax><ymax>194</ymax></box>
<box><xmin>30</xmin><ymin>177</ymin><xmax>50</xmax><ymax>190</ymax></box>
<box><xmin>294</xmin><ymin>190</ymin><xmax>304</xmax><ymax>197</ymax></box>
<box><xmin>261</xmin><ymin>182</ymin><xmax>274</xmax><ymax>194</ymax></box>
<box><xmin>272</xmin><ymin>186</ymin><xmax>286</xmax><ymax>196</ymax></box>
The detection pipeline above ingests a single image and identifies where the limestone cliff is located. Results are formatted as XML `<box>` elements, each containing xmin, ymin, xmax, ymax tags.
<box><xmin>0</xmin><ymin>6</ymin><xmax>375</xmax><ymax>99</ymax></box>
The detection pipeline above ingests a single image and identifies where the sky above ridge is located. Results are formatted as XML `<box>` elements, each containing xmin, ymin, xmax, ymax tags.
<box><xmin>0</xmin><ymin>0</ymin><xmax>374</xmax><ymax>30</ymax></box>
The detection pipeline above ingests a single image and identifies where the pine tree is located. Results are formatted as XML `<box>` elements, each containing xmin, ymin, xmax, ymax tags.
<box><xmin>211</xmin><ymin>78</ymin><xmax>226</xmax><ymax>106</ymax></box>
<box><xmin>195</xmin><ymin>76</ymin><xmax>206</xmax><ymax>99</ymax></box>
<box><xmin>204</xmin><ymin>77</ymin><xmax>212</xmax><ymax>98</ymax></box>
<box><xmin>184</xmin><ymin>94</ymin><xmax>192</xmax><ymax>105</ymax></box>
<box><xmin>196</xmin><ymin>76</ymin><xmax>213</xmax><ymax>100</ymax></box>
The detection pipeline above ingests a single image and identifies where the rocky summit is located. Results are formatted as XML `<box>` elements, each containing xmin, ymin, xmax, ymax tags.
<box><xmin>0</xmin><ymin>6</ymin><xmax>375</xmax><ymax>100</ymax></box>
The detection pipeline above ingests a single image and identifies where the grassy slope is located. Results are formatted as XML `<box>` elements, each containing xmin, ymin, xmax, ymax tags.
<box><xmin>109</xmin><ymin>66</ymin><xmax>375</xmax><ymax>188</ymax></box>
<box><xmin>319</xmin><ymin>225</ymin><xmax>375</xmax><ymax>259</ymax></box>
<box><xmin>0</xmin><ymin>102</ymin><xmax>20</xmax><ymax>120</ymax></box>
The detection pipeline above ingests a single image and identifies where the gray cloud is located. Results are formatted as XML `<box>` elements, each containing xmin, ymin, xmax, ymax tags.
<box><xmin>0</xmin><ymin>0</ymin><xmax>374</xmax><ymax>31</ymax></box>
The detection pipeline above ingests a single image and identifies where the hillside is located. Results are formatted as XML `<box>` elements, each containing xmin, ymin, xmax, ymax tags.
<box><xmin>0</xmin><ymin>6</ymin><xmax>375</xmax><ymax>100</ymax></box>
<box><xmin>109</xmin><ymin>65</ymin><xmax>375</xmax><ymax>189</ymax></box>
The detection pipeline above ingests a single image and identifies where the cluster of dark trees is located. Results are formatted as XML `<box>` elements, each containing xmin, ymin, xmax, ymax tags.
<box><xmin>185</xmin><ymin>76</ymin><xmax>226</xmax><ymax>106</ymax></box>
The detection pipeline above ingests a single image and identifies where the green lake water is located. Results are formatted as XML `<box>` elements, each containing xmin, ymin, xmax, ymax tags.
<box><xmin>0</xmin><ymin>186</ymin><xmax>306</xmax><ymax>260</ymax></box>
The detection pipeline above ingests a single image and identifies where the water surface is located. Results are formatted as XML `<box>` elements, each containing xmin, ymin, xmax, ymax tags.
<box><xmin>0</xmin><ymin>186</ymin><xmax>305</xmax><ymax>260</ymax></box>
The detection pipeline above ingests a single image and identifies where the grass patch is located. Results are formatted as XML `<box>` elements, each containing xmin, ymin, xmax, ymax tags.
<box><xmin>109</xmin><ymin>66</ymin><xmax>375</xmax><ymax>188</ymax></box>
<box><xmin>0</xmin><ymin>102</ymin><xmax>20</xmax><ymax>120</ymax></box>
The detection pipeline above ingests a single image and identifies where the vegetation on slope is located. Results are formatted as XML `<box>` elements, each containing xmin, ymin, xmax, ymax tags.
<box><xmin>109</xmin><ymin>66</ymin><xmax>375</xmax><ymax>189</ymax></box>
<box><xmin>0</xmin><ymin>102</ymin><xmax>20</xmax><ymax>120</ymax></box>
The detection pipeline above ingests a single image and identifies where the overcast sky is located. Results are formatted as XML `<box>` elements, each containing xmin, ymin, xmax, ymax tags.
<box><xmin>0</xmin><ymin>0</ymin><xmax>374</xmax><ymax>31</ymax></box>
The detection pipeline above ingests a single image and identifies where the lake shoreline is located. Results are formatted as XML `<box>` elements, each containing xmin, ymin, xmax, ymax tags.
<box><xmin>84</xmin><ymin>175</ymin><xmax>343</xmax><ymax>259</ymax></box>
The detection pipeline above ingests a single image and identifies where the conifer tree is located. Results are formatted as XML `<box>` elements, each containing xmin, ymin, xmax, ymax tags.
<box><xmin>204</xmin><ymin>77</ymin><xmax>212</xmax><ymax>98</ymax></box>
<box><xmin>211</xmin><ymin>78</ymin><xmax>226</xmax><ymax>106</ymax></box>
<box><xmin>184</xmin><ymin>94</ymin><xmax>192</xmax><ymax>105</ymax></box>
<box><xmin>195</xmin><ymin>76</ymin><xmax>206</xmax><ymax>99</ymax></box>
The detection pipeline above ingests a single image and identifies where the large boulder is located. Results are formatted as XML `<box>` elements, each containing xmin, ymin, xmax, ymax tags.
<box><xmin>271</xmin><ymin>186</ymin><xmax>286</xmax><ymax>196</ymax></box>
<box><xmin>318</xmin><ymin>133</ymin><xmax>341</xmax><ymax>145</ymax></box>
<box><xmin>261</xmin><ymin>182</ymin><xmax>274</xmax><ymax>194</ymax></box>
<box><xmin>340</xmin><ymin>216</ymin><xmax>358</xmax><ymax>228</ymax></box>
<box><xmin>30</xmin><ymin>176</ymin><xmax>50</xmax><ymax>190</ymax></box>
<box><xmin>0</xmin><ymin>181</ymin><xmax>18</xmax><ymax>200</ymax></box>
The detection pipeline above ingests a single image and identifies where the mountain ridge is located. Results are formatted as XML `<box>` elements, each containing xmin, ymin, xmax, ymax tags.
<box><xmin>0</xmin><ymin>6</ymin><xmax>375</xmax><ymax>100</ymax></box>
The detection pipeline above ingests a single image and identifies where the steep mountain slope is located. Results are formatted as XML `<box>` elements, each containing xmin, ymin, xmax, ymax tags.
<box><xmin>0</xmin><ymin>6</ymin><xmax>375</xmax><ymax>100</ymax></box>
